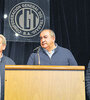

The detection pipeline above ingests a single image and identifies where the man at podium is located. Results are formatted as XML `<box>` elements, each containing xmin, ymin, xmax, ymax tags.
<box><xmin>0</xmin><ymin>34</ymin><xmax>15</xmax><ymax>100</ymax></box>
<box><xmin>27</xmin><ymin>29</ymin><xmax>78</xmax><ymax>65</ymax></box>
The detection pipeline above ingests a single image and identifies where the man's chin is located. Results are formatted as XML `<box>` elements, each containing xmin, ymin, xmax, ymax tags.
<box><xmin>41</xmin><ymin>46</ymin><xmax>47</xmax><ymax>49</ymax></box>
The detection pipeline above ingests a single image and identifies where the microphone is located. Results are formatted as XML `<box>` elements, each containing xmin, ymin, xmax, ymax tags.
<box><xmin>33</xmin><ymin>46</ymin><xmax>41</xmax><ymax>51</ymax></box>
<box><xmin>33</xmin><ymin>46</ymin><xmax>40</xmax><ymax>65</ymax></box>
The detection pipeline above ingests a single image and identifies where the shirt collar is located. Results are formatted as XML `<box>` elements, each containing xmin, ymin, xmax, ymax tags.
<box><xmin>0</xmin><ymin>53</ymin><xmax>3</xmax><ymax>62</ymax></box>
<box><xmin>43</xmin><ymin>43</ymin><xmax>57</xmax><ymax>58</ymax></box>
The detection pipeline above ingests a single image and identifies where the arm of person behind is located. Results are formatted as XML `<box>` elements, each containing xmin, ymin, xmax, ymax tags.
<box><xmin>86</xmin><ymin>61</ymin><xmax>90</xmax><ymax>100</ymax></box>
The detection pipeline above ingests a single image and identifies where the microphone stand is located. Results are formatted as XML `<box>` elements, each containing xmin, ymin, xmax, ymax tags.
<box><xmin>37</xmin><ymin>47</ymin><xmax>40</xmax><ymax>65</ymax></box>
<box><xmin>33</xmin><ymin>46</ymin><xmax>40</xmax><ymax>65</ymax></box>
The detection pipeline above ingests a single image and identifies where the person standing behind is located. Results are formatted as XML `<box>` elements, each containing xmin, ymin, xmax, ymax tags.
<box><xmin>0</xmin><ymin>34</ymin><xmax>15</xmax><ymax>100</ymax></box>
<box><xmin>86</xmin><ymin>60</ymin><xmax>90</xmax><ymax>100</ymax></box>
<box><xmin>27</xmin><ymin>29</ymin><xmax>78</xmax><ymax>65</ymax></box>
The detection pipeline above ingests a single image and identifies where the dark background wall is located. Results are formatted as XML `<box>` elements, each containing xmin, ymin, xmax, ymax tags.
<box><xmin>0</xmin><ymin>0</ymin><xmax>90</xmax><ymax>67</ymax></box>
<box><xmin>50</xmin><ymin>0</ymin><xmax>90</xmax><ymax>67</ymax></box>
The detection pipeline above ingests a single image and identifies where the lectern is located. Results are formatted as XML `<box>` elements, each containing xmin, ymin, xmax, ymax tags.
<box><xmin>5</xmin><ymin>65</ymin><xmax>85</xmax><ymax>100</ymax></box>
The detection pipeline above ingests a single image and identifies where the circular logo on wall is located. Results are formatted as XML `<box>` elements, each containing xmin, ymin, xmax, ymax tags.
<box><xmin>9</xmin><ymin>2</ymin><xmax>45</xmax><ymax>37</ymax></box>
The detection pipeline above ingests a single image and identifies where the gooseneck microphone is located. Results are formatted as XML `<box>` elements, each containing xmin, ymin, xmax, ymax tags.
<box><xmin>33</xmin><ymin>46</ymin><xmax>40</xmax><ymax>65</ymax></box>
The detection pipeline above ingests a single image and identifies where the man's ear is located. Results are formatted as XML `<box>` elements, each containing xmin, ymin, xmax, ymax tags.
<box><xmin>2</xmin><ymin>44</ymin><xmax>6</xmax><ymax>50</ymax></box>
<box><xmin>53</xmin><ymin>36</ymin><xmax>55</xmax><ymax>42</ymax></box>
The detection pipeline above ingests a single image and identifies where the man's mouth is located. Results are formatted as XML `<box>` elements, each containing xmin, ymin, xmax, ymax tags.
<box><xmin>42</xmin><ymin>42</ymin><xmax>46</xmax><ymax>45</ymax></box>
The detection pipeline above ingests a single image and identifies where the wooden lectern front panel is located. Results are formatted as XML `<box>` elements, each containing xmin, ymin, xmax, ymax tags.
<box><xmin>5</xmin><ymin>65</ymin><xmax>85</xmax><ymax>100</ymax></box>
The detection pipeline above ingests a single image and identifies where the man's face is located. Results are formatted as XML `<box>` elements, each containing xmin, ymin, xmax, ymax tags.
<box><xmin>0</xmin><ymin>37</ymin><xmax>6</xmax><ymax>52</ymax></box>
<box><xmin>40</xmin><ymin>30</ymin><xmax>55</xmax><ymax>50</ymax></box>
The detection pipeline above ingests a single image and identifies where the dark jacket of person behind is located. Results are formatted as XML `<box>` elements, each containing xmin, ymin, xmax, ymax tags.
<box><xmin>0</xmin><ymin>34</ymin><xmax>15</xmax><ymax>100</ymax></box>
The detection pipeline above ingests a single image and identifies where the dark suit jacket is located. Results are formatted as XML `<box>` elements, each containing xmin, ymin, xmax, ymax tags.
<box><xmin>0</xmin><ymin>55</ymin><xmax>15</xmax><ymax>100</ymax></box>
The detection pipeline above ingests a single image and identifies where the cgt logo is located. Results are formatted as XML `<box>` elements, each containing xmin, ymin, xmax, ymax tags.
<box><xmin>9</xmin><ymin>2</ymin><xmax>45</xmax><ymax>37</ymax></box>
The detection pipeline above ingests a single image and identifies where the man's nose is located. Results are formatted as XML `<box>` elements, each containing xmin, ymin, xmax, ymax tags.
<box><xmin>41</xmin><ymin>38</ymin><xmax>45</xmax><ymax>42</ymax></box>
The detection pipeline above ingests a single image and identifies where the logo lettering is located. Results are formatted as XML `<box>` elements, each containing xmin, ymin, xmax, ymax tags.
<box><xmin>9</xmin><ymin>2</ymin><xmax>45</xmax><ymax>37</ymax></box>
